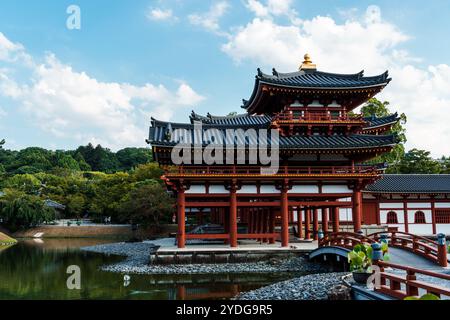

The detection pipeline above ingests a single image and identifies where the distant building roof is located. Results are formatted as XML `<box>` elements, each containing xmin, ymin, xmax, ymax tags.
<box><xmin>44</xmin><ymin>199</ymin><xmax>66</xmax><ymax>210</ymax></box>
<box><xmin>365</xmin><ymin>175</ymin><xmax>450</xmax><ymax>194</ymax></box>
<box><xmin>364</xmin><ymin>113</ymin><xmax>400</xmax><ymax>130</ymax></box>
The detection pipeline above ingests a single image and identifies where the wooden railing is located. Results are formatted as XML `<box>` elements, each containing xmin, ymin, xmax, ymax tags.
<box><xmin>374</xmin><ymin>261</ymin><xmax>450</xmax><ymax>300</ymax></box>
<box><xmin>369</xmin><ymin>231</ymin><xmax>445</xmax><ymax>266</ymax></box>
<box><xmin>167</xmin><ymin>165</ymin><xmax>384</xmax><ymax>176</ymax></box>
<box><xmin>319</xmin><ymin>232</ymin><xmax>375</xmax><ymax>250</ymax></box>
<box><xmin>320</xmin><ymin>232</ymin><xmax>450</xmax><ymax>299</ymax></box>
<box><xmin>273</xmin><ymin>113</ymin><xmax>364</xmax><ymax>122</ymax></box>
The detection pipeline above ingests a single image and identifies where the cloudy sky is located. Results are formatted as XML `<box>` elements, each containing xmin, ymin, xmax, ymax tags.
<box><xmin>0</xmin><ymin>0</ymin><xmax>449</xmax><ymax>156</ymax></box>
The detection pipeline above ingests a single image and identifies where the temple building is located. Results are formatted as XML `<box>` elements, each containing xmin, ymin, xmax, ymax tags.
<box><xmin>148</xmin><ymin>55</ymin><xmax>448</xmax><ymax>248</ymax></box>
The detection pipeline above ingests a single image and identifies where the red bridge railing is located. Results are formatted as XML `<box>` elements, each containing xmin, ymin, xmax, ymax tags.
<box><xmin>320</xmin><ymin>231</ymin><xmax>448</xmax><ymax>267</ymax></box>
<box><xmin>374</xmin><ymin>261</ymin><xmax>450</xmax><ymax>300</ymax></box>
<box><xmin>369</xmin><ymin>231</ymin><xmax>447</xmax><ymax>267</ymax></box>
<box><xmin>319</xmin><ymin>232</ymin><xmax>375</xmax><ymax>250</ymax></box>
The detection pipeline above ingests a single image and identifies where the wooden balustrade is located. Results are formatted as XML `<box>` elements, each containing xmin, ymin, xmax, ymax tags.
<box><xmin>319</xmin><ymin>232</ymin><xmax>375</xmax><ymax>250</ymax></box>
<box><xmin>368</xmin><ymin>231</ymin><xmax>446</xmax><ymax>267</ymax></box>
<box><xmin>273</xmin><ymin>113</ymin><xmax>364</xmax><ymax>122</ymax></box>
<box><xmin>320</xmin><ymin>231</ymin><xmax>448</xmax><ymax>267</ymax></box>
<box><xmin>167</xmin><ymin>165</ymin><xmax>383</xmax><ymax>176</ymax></box>
<box><xmin>374</xmin><ymin>261</ymin><xmax>450</xmax><ymax>300</ymax></box>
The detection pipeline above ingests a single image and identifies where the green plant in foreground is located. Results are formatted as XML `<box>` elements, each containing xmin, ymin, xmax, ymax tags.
<box><xmin>404</xmin><ymin>293</ymin><xmax>440</xmax><ymax>300</ymax></box>
<box><xmin>348</xmin><ymin>243</ymin><xmax>390</xmax><ymax>273</ymax></box>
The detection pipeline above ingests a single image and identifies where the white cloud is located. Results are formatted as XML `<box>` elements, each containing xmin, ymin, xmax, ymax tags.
<box><xmin>245</xmin><ymin>0</ymin><xmax>300</xmax><ymax>24</ymax></box>
<box><xmin>188</xmin><ymin>1</ymin><xmax>230</xmax><ymax>36</ymax></box>
<box><xmin>147</xmin><ymin>8</ymin><xmax>176</xmax><ymax>21</ymax></box>
<box><xmin>220</xmin><ymin>5</ymin><xmax>450</xmax><ymax>156</ymax></box>
<box><xmin>0</xmin><ymin>32</ymin><xmax>204</xmax><ymax>150</ymax></box>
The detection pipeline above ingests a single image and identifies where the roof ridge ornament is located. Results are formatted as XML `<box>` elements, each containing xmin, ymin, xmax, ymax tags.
<box><xmin>299</xmin><ymin>53</ymin><xmax>317</xmax><ymax>71</ymax></box>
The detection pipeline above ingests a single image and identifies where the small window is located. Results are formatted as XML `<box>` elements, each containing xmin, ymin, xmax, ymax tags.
<box><xmin>414</xmin><ymin>211</ymin><xmax>426</xmax><ymax>224</ymax></box>
<box><xmin>386</xmin><ymin>211</ymin><xmax>398</xmax><ymax>224</ymax></box>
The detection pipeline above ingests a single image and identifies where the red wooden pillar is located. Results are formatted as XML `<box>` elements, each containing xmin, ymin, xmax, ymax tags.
<box><xmin>402</xmin><ymin>195</ymin><xmax>409</xmax><ymax>233</ymax></box>
<box><xmin>352</xmin><ymin>189</ymin><xmax>362</xmax><ymax>232</ymax></box>
<box><xmin>297</xmin><ymin>207</ymin><xmax>303</xmax><ymax>239</ymax></box>
<box><xmin>177</xmin><ymin>187</ymin><xmax>186</xmax><ymax>249</ymax></box>
<box><xmin>305</xmin><ymin>207</ymin><xmax>311</xmax><ymax>239</ymax></box>
<box><xmin>269</xmin><ymin>208</ymin><xmax>275</xmax><ymax>244</ymax></box>
<box><xmin>262</xmin><ymin>209</ymin><xmax>268</xmax><ymax>243</ymax></box>
<box><xmin>332</xmin><ymin>207</ymin><xmax>340</xmax><ymax>233</ymax></box>
<box><xmin>289</xmin><ymin>208</ymin><xmax>294</xmax><ymax>225</ymax></box>
<box><xmin>230</xmin><ymin>184</ymin><xmax>238</xmax><ymax>248</ymax></box>
<box><xmin>322</xmin><ymin>208</ymin><xmax>329</xmax><ymax>233</ymax></box>
<box><xmin>280</xmin><ymin>185</ymin><xmax>289</xmax><ymax>247</ymax></box>
<box><xmin>313</xmin><ymin>207</ymin><xmax>319</xmax><ymax>240</ymax></box>
<box><xmin>431</xmin><ymin>196</ymin><xmax>437</xmax><ymax>235</ymax></box>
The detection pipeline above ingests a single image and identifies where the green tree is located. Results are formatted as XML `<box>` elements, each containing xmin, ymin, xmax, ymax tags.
<box><xmin>0</xmin><ymin>192</ymin><xmax>55</xmax><ymax>231</ymax></box>
<box><xmin>394</xmin><ymin>149</ymin><xmax>441</xmax><ymax>174</ymax></box>
<box><xmin>119</xmin><ymin>183</ymin><xmax>174</xmax><ymax>228</ymax></box>
<box><xmin>116</xmin><ymin>148</ymin><xmax>152</xmax><ymax>171</ymax></box>
<box><xmin>3</xmin><ymin>174</ymin><xmax>41</xmax><ymax>194</ymax></box>
<box><xmin>131</xmin><ymin>162</ymin><xmax>164</xmax><ymax>182</ymax></box>
<box><xmin>360</xmin><ymin>98</ymin><xmax>407</xmax><ymax>170</ymax></box>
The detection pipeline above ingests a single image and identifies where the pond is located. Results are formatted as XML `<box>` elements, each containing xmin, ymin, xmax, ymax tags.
<box><xmin>0</xmin><ymin>239</ymin><xmax>305</xmax><ymax>300</ymax></box>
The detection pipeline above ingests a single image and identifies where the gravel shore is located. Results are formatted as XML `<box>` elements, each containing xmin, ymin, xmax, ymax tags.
<box><xmin>81</xmin><ymin>240</ymin><xmax>330</xmax><ymax>275</ymax></box>
<box><xmin>236</xmin><ymin>272</ymin><xmax>348</xmax><ymax>300</ymax></box>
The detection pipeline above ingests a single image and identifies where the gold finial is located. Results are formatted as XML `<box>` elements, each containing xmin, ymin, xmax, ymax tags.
<box><xmin>299</xmin><ymin>53</ymin><xmax>317</xmax><ymax>71</ymax></box>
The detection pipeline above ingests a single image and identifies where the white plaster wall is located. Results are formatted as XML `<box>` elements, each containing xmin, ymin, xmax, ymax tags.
<box><xmin>260</xmin><ymin>185</ymin><xmax>278</xmax><ymax>194</ymax></box>
<box><xmin>208</xmin><ymin>185</ymin><xmax>228</xmax><ymax>194</ymax></box>
<box><xmin>408</xmin><ymin>203</ymin><xmax>431</xmax><ymax>209</ymax></box>
<box><xmin>186</xmin><ymin>185</ymin><xmax>206</xmax><ymax>194</ymax></box>
<box><xmin>237</xmin><ymin>185</ymin><xmax>257</xmax><ymax>194</ymax></box>
<box><xmin>389</xmin><ymin>224</ymin><xmax>405</xmax><ymax>232</ymax></box>
<box><xmin>289</xmin><ymin>185</ymin><xmax>318</xmax><ymax>194</ymax></box>
<box><xmin>436</xmin><ymin>225</ymin><xmax>450</xmax><ymax>234</ymax></box>
<box><xmin>409</xmin><ymin>224</ymin><xmax>433</xmax><ymax>235</ymax></box>
<box><xmin>380</xmin><ymin>203</ymin><xmax>403</xmax><ymax>209</ymax></box>
<box><xmin>339</xmin><ymin>208</ymin><xmax>352</xmax><ymax>222</ymax></box>
<box><xmin>435</xmin><ymin>203</ymin><xmax>450</xmax><ymax>208</ymax></box>
<box><xmin>322</xmin><ymin>185</ymin><xmax>352</xmax><ymax>193</ymax></box>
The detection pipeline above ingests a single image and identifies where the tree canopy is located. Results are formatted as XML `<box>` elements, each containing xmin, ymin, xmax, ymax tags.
<box><xmin>360</xmin><ymin>98</ymin><xmax>407</xmax><ymax>169</ymax></box>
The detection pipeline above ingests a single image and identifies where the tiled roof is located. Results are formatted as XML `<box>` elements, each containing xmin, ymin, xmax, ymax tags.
<box><xmin>243</xmin><ymin>68</ymin><xmax>391</xmax><ymax>110</ymax></box>
<box><xmin>364</xmin><ymin>113</ymin><xmax>399</xmax><ymax>130</ymax></box>
<box><xmin>365</xmin><ymin>175</ymin><xmax>450</xmax><ymax>193</ymax></box>
<box><xmin>148</xmin><ymin>119</ymin><xmax>397</xmax><ymax>149</ymax></box>
<box><xmin>190</xmin><ymin>111</ymin><xmax>271</xmax><ymax>126</ymax></box>
<box><xmin>256</xmin><ymin>69</ymin><xmax>391</xmax><ymax>89</ymax></box>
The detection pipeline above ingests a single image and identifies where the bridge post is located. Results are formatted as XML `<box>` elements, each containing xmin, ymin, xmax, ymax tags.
<box><xmin>437</xmin><ymin>233</ymin><xmax>448</xmax><ymax>267</ymax></box>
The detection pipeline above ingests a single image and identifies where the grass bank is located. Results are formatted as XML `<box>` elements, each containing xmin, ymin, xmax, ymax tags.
<box><xmin>0</xmin><ymin>232</ymin><xmax>17</xmax><ymax>245</ymax></box>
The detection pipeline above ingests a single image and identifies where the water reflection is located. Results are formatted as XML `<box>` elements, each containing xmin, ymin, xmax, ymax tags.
<box><xmin>0</xmin><ymin>239</ymin><xmax>303</xmax><ymax>300</ymax></box>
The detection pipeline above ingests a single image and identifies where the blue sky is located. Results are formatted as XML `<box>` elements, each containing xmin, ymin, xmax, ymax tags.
<box><xmin>0</xmin><ymin>0</ymin><xmax>449</xmax><ymax>155</ymax></box>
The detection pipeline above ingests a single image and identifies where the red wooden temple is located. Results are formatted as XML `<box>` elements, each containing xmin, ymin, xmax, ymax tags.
<box><xmin>148</xmin><ymin>54</ymin><xmax>401</xmax><ymax>248</ymax></box>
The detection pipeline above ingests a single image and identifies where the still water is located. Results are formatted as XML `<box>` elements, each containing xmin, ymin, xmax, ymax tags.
<box><xmin>0</xmin><ymin>239</ymin><xmax>303</xmax><ymax>300</ymax></box>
